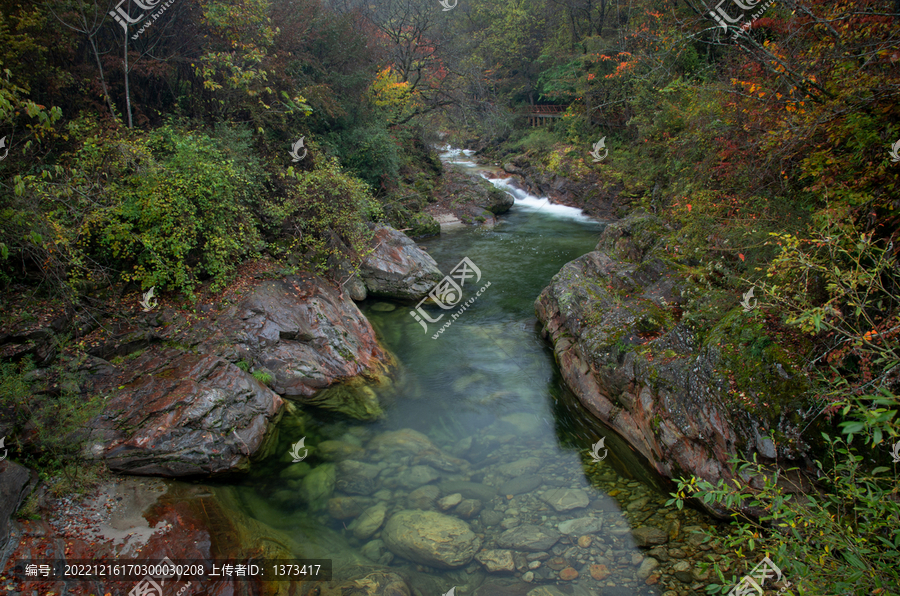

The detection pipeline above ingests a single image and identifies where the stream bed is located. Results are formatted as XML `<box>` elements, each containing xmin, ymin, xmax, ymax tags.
<box><xmin>206</xmin><ymin>151</ymin><xmax>723</xmax><ymax>596</ymax></box>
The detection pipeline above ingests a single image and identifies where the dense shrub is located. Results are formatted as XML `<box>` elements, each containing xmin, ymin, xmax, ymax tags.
<box><xmin>0</xmin><ymin>120</ymin><xmax>388</xmax><ymax>299</ymax></box>
<box><xmin>2</xmin><ymin>123</ymin><xmax>267</xmax><ymax>297</ymax></box>
<box><xmin>262</xmin><ymin>156</ymin><xmax>383</xmax><ymax>274</ymax></box>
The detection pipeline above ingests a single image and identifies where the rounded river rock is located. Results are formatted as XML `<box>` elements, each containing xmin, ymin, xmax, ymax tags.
<box><xmin>383</xmin><ymin>510</ymin><xmax>482</xmax><ymax>569</ymax></box>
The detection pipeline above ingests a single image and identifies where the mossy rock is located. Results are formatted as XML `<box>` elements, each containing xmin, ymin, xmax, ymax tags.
<box><xmin>705</xmin><ymin>309</ymin><xmax>812</xmax><ymax>424</ymax></box>
<box><xmin>409</xmin><ymin>212</ymin><xmax>440</xmax><ymax>238</ymax></box>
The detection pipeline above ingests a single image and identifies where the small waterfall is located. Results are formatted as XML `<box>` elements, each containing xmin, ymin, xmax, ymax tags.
<box><xmin>483</xmin><ymin>175</ymin><xmax>594</xmax><ymax>222</ymax></box>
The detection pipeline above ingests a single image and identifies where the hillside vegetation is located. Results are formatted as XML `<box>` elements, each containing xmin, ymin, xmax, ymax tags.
<box><xmin>1</xmin><ymin>0</ymin><xmax>898</xmax><ymax>593</ymax></box>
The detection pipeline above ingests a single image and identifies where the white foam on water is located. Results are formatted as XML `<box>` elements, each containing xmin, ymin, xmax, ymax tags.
<box><xmin>438</xmin><ymin>145</ymin><xmax>477</xmax><ymax>165</ymax></box>
<box><xmin>436</xmin><ymin>145</ymin><xmax>595</xmax><ymax>221</ymax></box>
<box><xmin>485</xmin><ymin>176</ymin><xmax>593</xmax><ymax>222</ymax></box>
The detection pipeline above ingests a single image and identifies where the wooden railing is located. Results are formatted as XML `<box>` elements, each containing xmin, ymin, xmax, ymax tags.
<box><xmin>521</xmin><ymin>105</ymin><xmax>567</xmax><ymax>126</ymax></box>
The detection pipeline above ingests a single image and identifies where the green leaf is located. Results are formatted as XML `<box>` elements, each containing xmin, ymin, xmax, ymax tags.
<box><xmin>843</xmin><ymin>552</ymin><xmax>867</xmax><ymax>570</ymax></box>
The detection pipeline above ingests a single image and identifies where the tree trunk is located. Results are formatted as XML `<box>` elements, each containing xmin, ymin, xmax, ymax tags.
<box><xmin>89</xmin><ymin>36</ymin><xmax>117</xmax><ymax>121</ymax></box>
<box><xmin>124</xmin><ymin>33</ymin><xmax>133</xmax><ymax>128</ymax></box>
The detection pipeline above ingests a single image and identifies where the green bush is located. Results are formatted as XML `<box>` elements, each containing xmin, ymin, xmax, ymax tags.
<box><xmin>262</xmin><ymin>157</ymin><xmax>382</xmax><ymax>274</ymax></box>
<box><xmin>668</xmin><ymin>442</ymin><xmax>900</xmax><ymax>595</ymax></box>
<box><xmin>88</xmin><ymin>125</ymin><xmax>266</xmax><ymax>295</ymax></box>
<box><xmin>3</xmin><ymin>122</ymin><xmax>268</xmax><ymax>298</ymax></box>
<box><xmin>334</xmin><ymin>124</ymin><xmax>401</xmax><ymax>189</ymax></box>
<box><xmin>507</xmin><ymin>128</ymin><xmax>561</xmax><ymax>155</ymax></box>
<box><xmin>666</xmin><ymin>208</ymin><xmax>900</xmax><ymax>596</ymax></box>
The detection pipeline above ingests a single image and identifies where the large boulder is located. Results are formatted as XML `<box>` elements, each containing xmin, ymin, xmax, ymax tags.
<box><xmin>484</xmin><ymin>185</ymin><xmax>514</xmax><ymax>214</ymax></box>
<box><xmin>535</xmin><ymin>215</ymin><xmax>810</xmax><ymax>513</ymax></box>
<box><xmin>382</xmin><ymin>510</ymin><xmax>482</xmax><ymax>568</ymax></box>
<box><xmin>431</xmin><ymin>166</ymin><xmax>514</xmax><ymax>223</ymax></box>
<box><xmin>92</xmin><ymin>350</ymin><xmax>283</xmax><ymax>476</ymax></box>
<box><xmin>0</xmin><ymin>460</ymin><xmax>36</xmax><ymax>552</ymax></box>
<box><xmin>359</xmin><ymin>225</ymin><xmax>443</xmax><ymax>299</ymax></box>
<box><xmin>85</xmin><ymin>273</ymin><xmax>395</xmax><ymax>477</ymax></box>
<box><xmin>87</xmin><ymin>275</ymin><xmax>392</xmax><ymax>476</ymax></box>
<box><xmin>179</xmin><ymin>274</ymin><xmax>394</xmax><ymax>405</ymax></box>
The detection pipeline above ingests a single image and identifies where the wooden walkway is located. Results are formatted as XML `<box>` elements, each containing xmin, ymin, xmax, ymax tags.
<box><xmin>523</xmin><ymin>105</ymin><xmax>567</xmax><ymax>126</ymax></box>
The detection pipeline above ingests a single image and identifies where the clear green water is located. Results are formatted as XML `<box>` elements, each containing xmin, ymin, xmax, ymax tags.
<box><xmin>211</xmin><ymin>173</ymin><xmax>701</xmax><ymax>596</ymax></box>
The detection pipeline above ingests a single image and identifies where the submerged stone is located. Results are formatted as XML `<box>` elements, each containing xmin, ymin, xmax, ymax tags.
<box><xmin>497</xmin><ymin>525</ymin><xmax>560</xmax><ymax>552</ymax></box>
<box><xmin>498</xmin><ymin>474</ymin><xmax>543</xmax><ymax>496</ymax></box>
<box><xmin>540</xmin><ymin>488</ymin><xmax>589</xmax><ymax>511</ymax></box>
<box><xmin>370</xmin><ymin>428</ymin><xmax>437</xmax><ymax>455</ymax></box>
<box><xmin>336</xmin><ymin>460</ymin><xmax>381</xmax><ymax>496</ymax></box>
<box><xmin>557</xmin><ymin>516</ymin><xmax>602</xmax><ymax>535</ymax></box>
<box><xmin>351</xmin><ymin>503</ymin><xmax>387</xmax><ymax>540</ymax></box>
<box><xmin>437</xmin><ymin>493</ymin><xmax>463</xmax><ymax>510</ymax></box>
<box><xmin>632</xmin><ymin>526</ymin><xmax>669</xmax><ymax>547</ymax></box>
<box><xmin>407</xmin><ymin>485</ymin><xmax>440</xmax><ymax>510</ymax></box>
<box><xmin>500</xmin><ymin>457</ymin><xmax>541</xmax><ymax>476</ymax></box>
<box><xmin>371</xmin><ymin>302</ymin><xmax>397</xmax><ymax>312</ymax></box>
<box><xmin>382</xmin><ymin>510</ymin><xmax>482</xmax><ymax>568</ymax></box>
<box><xmin>328</xmin><ymin>496</ymin><xmax>371</xmax><ymax>520</ymax></box>
<box><xmin>301</xmin><ymin>464</ymin><xmax>336</xmax><ymax>508</ymax></box>
<box><xmin>454</xmin><ymin>498</ymin><xmax>483</xmax><ymax>519</ymax></box>
<box><xmin>438</xmin><ymin>481</ymin><xmax>497</xmax><ymax>501</ymax></box>
<box><xmin>475</xmin><ymin>549</ymin><xmax>515</xmax><ymax>573</ymax></box>
<box><xmin>316</xmin><ymin>440</ymin><xmax>362</xmax><ymax>461</ymax></box>
<box><xmin>397</xmin><ymin>465</ymin><xmax>440</xmax><ymax>489</ymax></box>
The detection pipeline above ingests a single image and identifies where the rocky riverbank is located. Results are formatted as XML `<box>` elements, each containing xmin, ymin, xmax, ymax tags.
<box><xmin>534</xmin><ymin>213</ymin><xmax>814</xmax><ymax>513</ymax></box>
<box><xmin>0</xmin><ymin>224</ymin><xmax>450</xmax><ymax>591</ymax></box>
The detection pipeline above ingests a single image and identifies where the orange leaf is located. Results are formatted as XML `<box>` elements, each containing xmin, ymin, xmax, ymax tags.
<box><xmin>687</xmin><ymin>204</ymin><xmax>692</xmax><ymax>212</ymax></box>
<box><xmin>738</xmin><ymin>253</ymin><xmax>745</xmax><ymax>262</ymax></box>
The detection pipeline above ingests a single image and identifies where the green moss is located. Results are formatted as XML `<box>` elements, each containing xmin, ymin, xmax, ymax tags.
<box><xmin>705</xmin><ymin>309</ymin><xmax>812</xmax><ymax>423</ymax></box>
<box><xmin>252</xmin><ymin>370</ymin><xmax>274</xmax><ymax>385</ymax></box>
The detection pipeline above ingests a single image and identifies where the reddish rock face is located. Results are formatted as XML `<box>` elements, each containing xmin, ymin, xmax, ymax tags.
<box><xmin>171</xmin><ymin>274</ymin><xmax>393</xmax><ymax>399</ymax></box>
<box><xmin>1</xmin><ymin>481</ymin><xmax>296</xmax><ymax>596</ymax></box>
<box><xmin>93</xmin><ymin>349</ymin><xmax>283</xmax><ymax>476</ymax></box>
<box><xmin>535</xmin><ymin>215</ymin><xmax>804</xmax><ymax>515</ymax></box>
<box><xmin>87</xmin><ymin>273</ymin><xmax>394</xmax><ymax>477</ymax></box>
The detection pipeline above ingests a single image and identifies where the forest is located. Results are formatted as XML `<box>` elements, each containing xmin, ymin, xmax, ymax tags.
<box><xmin>1</xmin><ymin>0</ymin><xmax>899</xmax><ymax>594</ymax></box>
